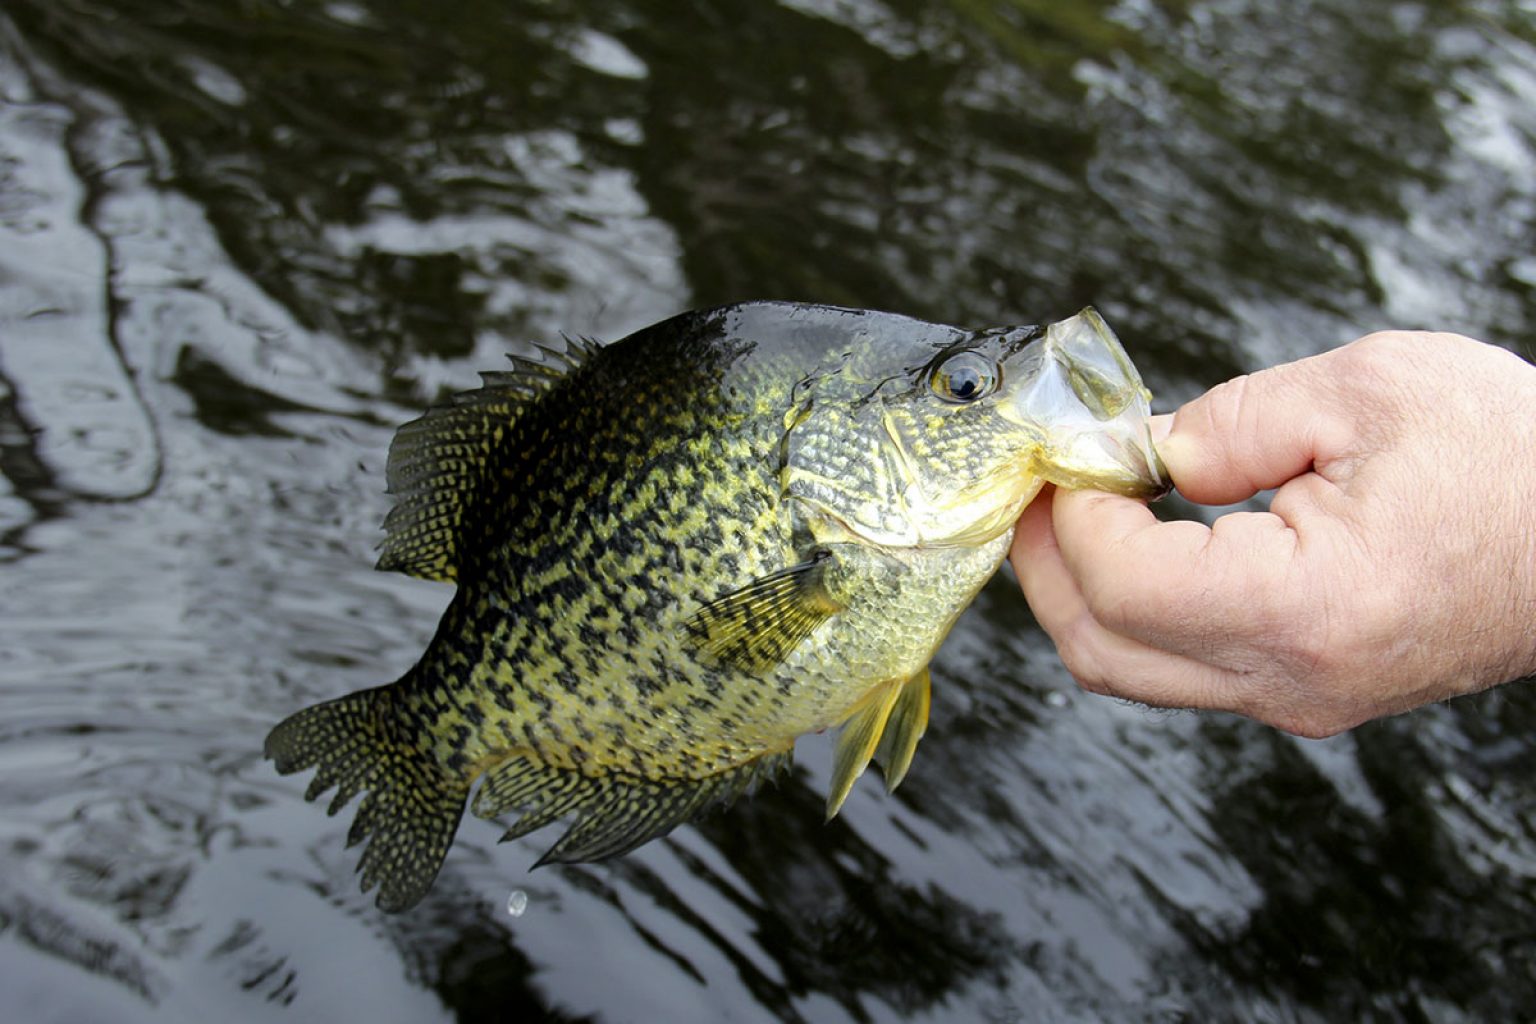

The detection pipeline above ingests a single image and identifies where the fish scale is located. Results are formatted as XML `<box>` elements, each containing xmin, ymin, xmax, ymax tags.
<box><xmin>265</xmin><ymin>301</ymin><xmax>1168</xmax><ymax>911</ymax></box>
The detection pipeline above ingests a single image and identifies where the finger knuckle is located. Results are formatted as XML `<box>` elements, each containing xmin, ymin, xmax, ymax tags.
<box><xmin>1078</xmin><ymin>577</ymin><xmax>1146</xmax><ymax>637</ymax></box>
<box><xmin>1058</xmin><ymin>644</ymin><xmax>1108</xmax><ymax>694</ymax></box>
<box><xmin>1311</xmin><ymin>572</ymin><xmax>1404</xmax><ymax>677</ymax></box>
<box><xmin>1344</xmin><ymin>329</ymin><xmax>1441</xmax><ymax>365</ymax></box>
<box><xmin>1244</xmin><ymin>565</ymin><xmax>1357</xmax><ymax>680</ymax></box>
<box><xmin>1237</xmin><ymin>677</ymin><xmax>1352</xmax><ymax>738</ymax></box>
<box><xmin>1349</xmin><ymin>329</ymin><xmax>1415</xmax><ymax>353</ymax></box>
<box><xmin>1273</xmin><ymin>621</ymin><xmax>1341</xmax><ymax>679</ymax></box>
<box><xmin>1271</xmin><ymin>711</ymin><xmax>1349</xmax><ymax>740</ymax></box>
<box><xmin>1337</xmin><ymin>330</ymin><xmax>1454</xmax><ymax>389</ymax></box>
<box><xmin>1054</xmin><ymin>621</ymin><xmax>1114</xmax><ymax>695</ymax></box>
<box><xmin>1228</xmin><ymin>578</ymin><xmax>1307</xmax><ymax>660</ymax></box>
<box><xmin>1195</xmin><ymin>372</ymin><xmax>1261</xmax><ymax>443</ymax></box>
<box><xmin>1353</xmin><ymin>328</ymin><xmax>1480</xmax><ymax>354</ymax></box>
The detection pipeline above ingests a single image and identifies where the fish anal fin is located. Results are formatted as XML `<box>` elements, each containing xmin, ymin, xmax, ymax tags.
<box><xmin>872</xmin><ymin>667</ymin><xmax>930</xmax><ymax>793</ymax></box>
<box><xmin>472</xmin><ymin>750</ymin><xmax>794</xmax><ymax>865</ymax></box>
<box><xmin>376</xmin><ymin>339</ymin><xmax>597</xmax><ymax>582</ymax></box>
<box><xmin>682</xmin><ymin>554</ymin><xmax>844</xmax><ymax>672</ymax></box>
<box><xmin>265</xmin><ymin>683</ymin><xmax>470</xmax><ymax>913</ymax></box>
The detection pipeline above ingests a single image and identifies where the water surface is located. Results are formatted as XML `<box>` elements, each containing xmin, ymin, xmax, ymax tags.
<box><xmin>2</xmin><ymin>1</ymin><xmax>1535</xmax><ymax>1021</ymax></box>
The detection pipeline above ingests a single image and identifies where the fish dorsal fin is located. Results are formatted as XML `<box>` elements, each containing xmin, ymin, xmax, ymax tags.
<box><xmin>681</xmin><ymin>554</ymin><xmax>845</xmax><ymax>671</ymax></box>
<box><xmin>376</xmin><ymin>338</ymin><xmax>599</xmax><ymax>582</ymax></box>
<box><xmin>826</xmin><ymin>667</ymin><xmax>931</xmax><ymax>819</ymax></box>
<box><xmin>472</xmin><ymin>750</ymin><xmax>793</xmax><ymax>865</ymax></box>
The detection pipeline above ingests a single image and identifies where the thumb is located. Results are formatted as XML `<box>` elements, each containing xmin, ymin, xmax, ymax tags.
<box><xmin>1157</xmin><ymin>358</ymin><xmax>1353</xmax><ymax>506</ymax></box>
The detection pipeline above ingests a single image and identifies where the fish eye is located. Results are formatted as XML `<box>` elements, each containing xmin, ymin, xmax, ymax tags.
<box><xmin>929</xmin><ymin>352</ymin><xmax>999</xmax><ymax>403</ymax></box>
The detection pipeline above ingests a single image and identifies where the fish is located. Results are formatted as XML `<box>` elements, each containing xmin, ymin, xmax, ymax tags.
<box><xmin>265</xmin><ymin>301</ymin><xmax>1169</xmax><ymax>911</ymax></box>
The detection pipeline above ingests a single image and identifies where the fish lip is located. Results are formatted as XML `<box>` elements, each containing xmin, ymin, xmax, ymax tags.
<box><xmin>1119</xmin><ymin>426</ymin><xmax>1173</xmax><ymax>499</ymax></box>
<box><xmin>1036</xmin><ymin>426</ymin><xmax>1170</xmax><ymax>499</ymax></box>
<box><xmin>1114</xmin><ymin>429</ymin><xmax>1173</xmax><ymax>499</ymax></box>
<box><xmin>1146</xmin><ymin>441</ymin><xmax>1173</xmax><ymax>500</ymax></box>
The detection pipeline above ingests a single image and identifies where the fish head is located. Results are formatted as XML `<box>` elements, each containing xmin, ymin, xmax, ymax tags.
<box><xmin>782</xmin><ymin>306</ymin><xmax>1168</xmax><ymax>549</ymax></box>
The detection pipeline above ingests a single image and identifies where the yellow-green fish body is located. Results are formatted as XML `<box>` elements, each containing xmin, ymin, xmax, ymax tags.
<box><xmin>267</xmin><ymin>302</ymin><xmax>1167</xmax><ymax>910</ymax></box>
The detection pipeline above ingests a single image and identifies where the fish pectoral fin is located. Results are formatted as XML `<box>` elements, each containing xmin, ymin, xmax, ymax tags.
<box><xmin>826</xmin><ymin>679</ymin><xmax>905</xmax><ymax>821</ymax></box>
<box><xmin>681</xmin><ymin>553</ymin><xmax>845</xmax><ymax>672</ymax></box>
<box><xmin>872</xmin><ymin>666</ymin><xmax>930</xmax><ymax>793</ymax></box>
<box><xmin>473</xmin><ymin>750</ymin><xmax>794</xmax><ymax>865</ymax></box>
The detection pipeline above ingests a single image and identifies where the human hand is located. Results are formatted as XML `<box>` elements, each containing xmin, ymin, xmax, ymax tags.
<box><xmin>1011</xmin><ymin>330</ymin><xmax>1536</xmax><ymax>737</ymax></box>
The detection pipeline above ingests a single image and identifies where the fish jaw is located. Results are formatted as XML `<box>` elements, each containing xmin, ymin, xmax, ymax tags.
<box><xmin>1002</xmin><ymin>308</ymin><xmax>1171</xmax><ymax>499</ymax></box>
<box><xmin>1030</xmin><ymin>414</ymin><xmax>1169</xmax><ymax>498</ymax></box>
<box><xmin>896</xmin><ymin>462</ymin><xmax>1045</xmax><ymax>548</ymax></box>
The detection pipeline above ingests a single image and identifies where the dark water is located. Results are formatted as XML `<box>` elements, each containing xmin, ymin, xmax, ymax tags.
<box><xmin>2</xmin><ymin>0</ymin><xmax>1535</xmax><ymax>1020</ymax></box>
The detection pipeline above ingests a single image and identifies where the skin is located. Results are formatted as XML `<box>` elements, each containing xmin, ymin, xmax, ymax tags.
<box><xmin>1011</xmin><ymin>330</ymin><xmax>1536</xmax><ymax>738</ymax></box>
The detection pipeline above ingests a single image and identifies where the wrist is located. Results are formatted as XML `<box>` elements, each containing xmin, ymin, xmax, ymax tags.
<box><xmin>1493</xmin><ymin>353</ymin><xmax>1536</xmax><ymax>684</ymax></box>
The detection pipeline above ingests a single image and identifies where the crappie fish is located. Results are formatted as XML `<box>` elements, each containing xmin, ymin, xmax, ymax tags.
<box><xmin>267</xmin><ymin>302</ymin><xmax>1168</xmax><ymax>911</ymax></box>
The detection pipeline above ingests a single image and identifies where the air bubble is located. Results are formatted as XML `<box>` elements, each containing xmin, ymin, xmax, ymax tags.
<box><xmin>507</xmin><ymin>890</ymin><xmax>528</xmax><ymax>917</ymax></box>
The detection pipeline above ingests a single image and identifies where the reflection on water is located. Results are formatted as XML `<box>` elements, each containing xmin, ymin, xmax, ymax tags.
<box><xmin>1</xmin><ymin>0</ymin><xmax>1535</xmax><ymax>1021</ymax></box>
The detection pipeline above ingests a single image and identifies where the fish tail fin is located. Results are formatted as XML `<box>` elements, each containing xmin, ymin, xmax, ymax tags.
<box><xmin>265</xmin><ymin>682</ymin><xmax>468</xmax><ymax>912</ymax></box>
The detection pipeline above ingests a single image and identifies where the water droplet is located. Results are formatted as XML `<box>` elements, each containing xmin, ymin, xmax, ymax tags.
<box><xmin>506</xmin><ymin>889</ymin><xmax>528</xmax><ymax>917</ymax></box>
<box><xmin>1045</xmin><ymin>690</ymin><xmax>1069</xmax><ymax>709</ymax></box>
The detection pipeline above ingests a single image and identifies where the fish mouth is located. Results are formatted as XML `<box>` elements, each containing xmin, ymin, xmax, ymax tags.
<box><xmin>1006</xmin><ymin>307</ymin><xmax>1172</xmax><ymax>500</ymax></box>
<box><xmin>1146</xmin><ymin>439</ymin><xmax>1173</xmax><ymax>499</ymax></box>
<box><xmin>1108</xmin><ymin>426</ymin><xmax>1172</xmax><ymax>499</ymax></box>
<box><xmin>1036</xmin><ymin>426</ymin><xmax>1171</xmax><ymax>499</ymax></box>
<box><xmin>1106</xmin><ymin>422</ymin><xmax>1172</xmax><ymax>499</ymax></box>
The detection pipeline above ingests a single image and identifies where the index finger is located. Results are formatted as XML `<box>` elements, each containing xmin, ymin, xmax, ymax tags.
<box><xmin>1050</xmin><ymin>488</ymin><xmax>1299</xmax><ymax>659</ymax></box>
<box><xmin>1010</xmin><ymin>487</ymin><xmax>1258</xmax><ymax>713</ymax></box>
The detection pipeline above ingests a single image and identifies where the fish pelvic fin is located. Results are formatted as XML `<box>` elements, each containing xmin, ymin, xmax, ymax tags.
<box><xmin>471</xmin><ymin>750</ymin><xmax>793</xmax><ymax>865</ymax></box>
<box><xmin>265</xmin><ymin>684</ymin><xmax>469</xmax><ymax>912</ymax></box>
<box><xmin>872</xmin><ymin>666</ymin><xmax>930</xmax><ymax>793</ymax></box>
<box><xmin>682</xmin><ymin>553</ymin><xmax>844</xmax><ymax>672</ymax></box>
<box><xmin>376</xmin><ymin>337</ymin><xmax>600</xmax><ymax>582</ymax></box>
<box><xmin>826</xmin><ymin>666</ymin><xmax>932</xmax><ymax>820</ymax></box>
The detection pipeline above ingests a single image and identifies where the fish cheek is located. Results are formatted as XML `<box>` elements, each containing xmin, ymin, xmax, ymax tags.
<box><xmin>888</xmin><ymin>397</ymin><xmax>1022</xmax><ymax>495</ymax></box>
<box><xmin>780</xmin><ymin>398</ymin><xmax>920</xmax><ymax>547</ymax></box>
